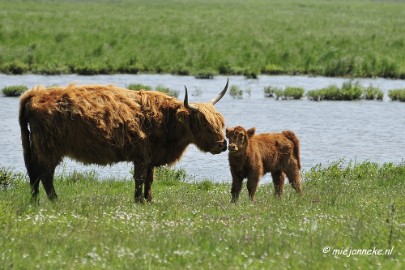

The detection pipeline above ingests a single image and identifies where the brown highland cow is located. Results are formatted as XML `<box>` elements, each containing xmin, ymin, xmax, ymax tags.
<box><xmin>19</xmin><ymin>81</ymin><xmax>229</xmax><ymax>203</ymax></box>
<box><xmin>226</xmin><ymin>126</ymin><xmax>303</xmax><ymax>202</ymax></box>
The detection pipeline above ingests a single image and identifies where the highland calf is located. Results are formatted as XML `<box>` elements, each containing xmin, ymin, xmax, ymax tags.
<box><xmin>19</xmin><ymin>80</ymin><xmax>229</xmax><ymax>203</ymax></box>
<box><xmin>226</xmin><ymin>126</ymin><xmax>302</xmax><ymax>202</ymax></box>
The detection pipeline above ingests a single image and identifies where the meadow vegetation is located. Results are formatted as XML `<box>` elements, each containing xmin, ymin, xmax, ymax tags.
<box><xmin>0</xmin><ymin>162</ymin><xmax>404</xmax><ymax>269</ymax></box>
<box><xmin>0</xmin><ymin>0</ymin><xmax>404</xmax><ymax>77</ymax></box>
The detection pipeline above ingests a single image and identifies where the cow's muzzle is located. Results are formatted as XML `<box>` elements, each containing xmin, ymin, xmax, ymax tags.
<box><xmin>211</xmin><ymin>140</ymin><xmax>227</xmax><ymax>154</ymax></box>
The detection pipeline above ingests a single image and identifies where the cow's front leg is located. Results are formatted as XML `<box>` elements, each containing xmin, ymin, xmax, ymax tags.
<box><xmin>133</xmin><ymin>163</ymin><xmax>149</xmax><ymax>203</ymax></box>
<box><xmin>144</xmin><ymin>166</ymin><xmax>154</xmax><ymax>202</ymax></box>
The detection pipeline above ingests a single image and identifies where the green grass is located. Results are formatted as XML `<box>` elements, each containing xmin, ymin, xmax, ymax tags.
<box><xmin>0</xmin><ymin>161</ymin><xmax>404</xmax><ymax>269</ymax></box>
<box><xmin>1</xmin><ymin>85</ymin><xmax>28</xmax><ymax>97</ymax></box>
<box><xmin>0</xmin><ymin>0</ymin><xmax>404</xmax><ymax>77</ymax></box>
<box><xmin>388</xmin><ymin>89</ymin><xmax>405</xmax><ymax>102</ymax></box>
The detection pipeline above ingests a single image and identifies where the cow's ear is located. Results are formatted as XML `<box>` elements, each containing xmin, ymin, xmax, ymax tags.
<box><xmin>247</xmin><ymin>128</ymin><xmax>255</xmax><ymax>137</ymax></box>
<box><xmin>225</xmin><ymin>128</ymin><xmax>231</xmax><ymax>137</ymax></box>
<box><xmin>176</xmin><ymin>108</ymin><xmax>190</xmax><ymax>124</ymax></box>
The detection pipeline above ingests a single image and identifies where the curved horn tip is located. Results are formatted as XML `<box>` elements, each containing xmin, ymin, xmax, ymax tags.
<box><xmin>210</xmin><ymin>78</ymin><xmax>229</xmax><ymax>105</ymax></box>
<box><xmin>184</xmin><ymin>85</ymin><xmax>198</xmax><ymax>111</ymax></box>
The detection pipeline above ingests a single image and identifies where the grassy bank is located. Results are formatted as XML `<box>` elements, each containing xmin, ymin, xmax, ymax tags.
<box><xmin>0</xmin><ymin>162</ymin><xmax>404</xmax><ymax>269</ymax></box>
<box><xmin>0</xmin><ymin>0</ymin><xmax>404</xmax><ymax>78</ymax></box>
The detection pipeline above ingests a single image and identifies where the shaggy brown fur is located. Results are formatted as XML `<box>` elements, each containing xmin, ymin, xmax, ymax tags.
<box><xmin>20</xmin><ymin>83</ymin><xmax>228</xmax><ymax>203</ymax></box>
<box><xmin>226</xmin><ymin>126</ymin><xmax>302</xmax><ymax>202</ymax></box>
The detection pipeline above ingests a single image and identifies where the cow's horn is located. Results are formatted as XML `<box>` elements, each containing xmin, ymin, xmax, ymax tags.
<box><xmin>184</xmin><ymin>86</ymin><xmax>198</xmax><ymax>112</ymax></box>
<box><xmin>210</xmin><ymin>78</ymin><xmax>229</xmax><ymax>105</ymax></box>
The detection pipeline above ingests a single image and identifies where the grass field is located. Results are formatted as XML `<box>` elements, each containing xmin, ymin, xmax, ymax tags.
<box><xmin>1</xmin><ymin>162</ymin><xmax>404</xmax><ymax>269</ymax></box>
<box><xmin>0</xmin><ymin>0</ymin><xmax>404</xmax><ymax>78</ymax></box>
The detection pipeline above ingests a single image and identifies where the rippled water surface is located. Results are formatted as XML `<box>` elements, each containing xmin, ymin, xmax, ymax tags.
<box><xmin>1</xmin><ymin>74</ymin><xmax>404</xmax><ymax>182</ymax></box>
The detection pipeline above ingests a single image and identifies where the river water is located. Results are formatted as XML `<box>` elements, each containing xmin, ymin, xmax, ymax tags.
<box><xmin>0</xmin><ymin>74</ymin><xmax>404</xmax><ymax>183</ymax></box>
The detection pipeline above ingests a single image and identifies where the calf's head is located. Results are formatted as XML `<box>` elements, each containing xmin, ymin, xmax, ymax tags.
<box><xmin>176</xmin><ymin>80</ymin><xmax>229</xmax><ymax>154</ymax></box>
<box><xmin>226</xmin><ymin>126</ymin><xmax>256</xmax><ymax>154</ymax></box>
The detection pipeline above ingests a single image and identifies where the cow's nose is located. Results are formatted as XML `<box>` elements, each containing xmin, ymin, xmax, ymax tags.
<box><xmin>219</xmin><ymin>140</ymin><xmax>227</xmax><ymax>151</ymax></box>
<box><xmin>222</xmin><ymin>140</ymin><xmax>227</xmax><ymax>151</ymax></box>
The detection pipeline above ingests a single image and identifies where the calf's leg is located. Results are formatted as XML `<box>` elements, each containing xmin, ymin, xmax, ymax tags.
<box><xmin>271</xmin><ymin>171</ymin><xmax>285</xmax><ymax>197</ymax></box>
<box><xmin>231</xmin><ymin>176</ymin><xmax>243</xmax><ymax>203</ymax></box>
<box><xmin>247</xmin><ymin>172</ymin><xmax>260</xmax><ymax>202</ymax></box>
<box><xmin>285</xmin><ymin>160</ymin><xmax>303</xmax><ymax>194</ymax></box>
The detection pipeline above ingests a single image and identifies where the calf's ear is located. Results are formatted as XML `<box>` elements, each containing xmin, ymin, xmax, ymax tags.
<box><xmin>225</xmin><ymin>128</ymin><xmax>231</xmax><ymax>137</ymax></box>
<box><xmin>247</xmin><ymin>128</ymin><xmax>256</xmax><ymax>137</ymax></box>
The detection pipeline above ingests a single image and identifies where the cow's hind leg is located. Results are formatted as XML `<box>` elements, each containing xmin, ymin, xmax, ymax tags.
<box><xmin>27</xmin><ymin>160</ymin><xmax>58</xmax><ymax>202</ymax></box>
<box><xmin>41</xmin><ymin>164</ymin><xmax>58</xmax><ymax>200</ymax></box>
<box><xmin>28</xmin><ymin>165</ymin><xmax>41</xmax><ymax>203</ymax></box>
<box><xmin>271</xmin><ymin>171</ymin><xmax>285</xmax><ymax>197</ymax></box>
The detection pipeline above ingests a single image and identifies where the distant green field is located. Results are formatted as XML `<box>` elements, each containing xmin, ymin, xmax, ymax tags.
<box><xmin>1</xmin><ymin>162</ymin><xmax>404</xmax><ymax>269</ymax></box>
<box><xmin>0</xmin><ymin>0</ymin><xmax>404</xmax><ymax>77</ymax></box>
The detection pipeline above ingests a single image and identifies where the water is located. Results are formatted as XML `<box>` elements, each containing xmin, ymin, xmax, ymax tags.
<box><xmin>1</xmin><ymin>74</ymin><xmax>404</xmax><ymax>183</ymax></box>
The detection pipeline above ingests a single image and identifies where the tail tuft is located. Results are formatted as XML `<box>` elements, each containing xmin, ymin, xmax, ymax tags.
<box><xmin>282</xmin><ymin>130</ymin><xmax>301</xmax><ymax>169</ymax></box>
<box><xmin>19</xmin><ymin>91</ymin><xmax>33</xmax><ymax>173</ymax></box>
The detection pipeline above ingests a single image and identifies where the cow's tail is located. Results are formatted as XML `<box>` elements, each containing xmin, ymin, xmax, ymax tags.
<box><xmin>282</xmin><ymin>130</ymin><xmax>301</xmax><ymax>170</ymax></box>
<box><xmin>19</xmin><ymin>91</ymin><xmax>33</xmax><ymax>173</ymax></box>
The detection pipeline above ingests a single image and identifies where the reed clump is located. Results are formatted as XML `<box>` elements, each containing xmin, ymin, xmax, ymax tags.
<box><xmin>229</xmin><ymin>85</ymin><xmax>244</xmax><ymax>99</ymax></box>
<box><xmin>2</xmin><ymin>85</ymin><xmax>28</xmax><ymax>97</ymax></box>
<box><xmin>362</xmin><ymin>85</ymin><xmax>384</xmax><ymax>100</ymax></box>
<box><xmin>388</xmin><ymin>89</ymin><xmax>405</xmax><ymax>102</ymax></box>
<box><xmin>306</xmin><ymin>81</ymin><xmax>382</xmax><ymax>101</ymax></box>
<box><xmin>274</xmin><ymin>87</ymin><xmax>305</xmax><ymax>100</ymax></box>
